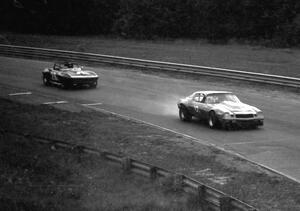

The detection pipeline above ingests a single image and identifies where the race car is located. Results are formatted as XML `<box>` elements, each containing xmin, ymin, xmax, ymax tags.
<box><xmin>177</xmin><ymin>91</ymin><xmax>264</xmax><ymax>129</ymax></box>
<box><xmin>42</xmin><ymin>62</ymin><xmax>98</xmax><ymax>88</ymax></box>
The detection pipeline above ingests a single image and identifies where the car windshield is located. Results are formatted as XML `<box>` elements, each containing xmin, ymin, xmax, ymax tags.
<box><xmin>205</xmin><ymin>93</ymin><xmax>240</xmax><ymax>104</ymax></box>
<box><xmin>63</xmin><ymin>63</ymin><xmax>80</xmax><ymax>68</ymax></box>
<box><xmin>54</xmin><ymin>63</ymin><xmax>81</xmax><ymax>71</ymax></box>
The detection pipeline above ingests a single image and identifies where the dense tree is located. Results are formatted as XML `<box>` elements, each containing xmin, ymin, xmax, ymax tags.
<box><xmin>1</xmin><ymin>0</ymin><xmax>299</xmax><ymax>46</ymax></box>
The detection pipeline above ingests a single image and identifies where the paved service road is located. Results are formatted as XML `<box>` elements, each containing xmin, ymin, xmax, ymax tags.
<box><xmin>1</xmin><ymin>56</ymin><xmax>300</xmax><ymax>182</ymax></box>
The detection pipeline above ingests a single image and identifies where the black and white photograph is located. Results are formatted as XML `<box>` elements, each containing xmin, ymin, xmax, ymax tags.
<box><xmin>0</xmin><ymin>0</ymin><xmax>300</xmax><ymax>210</ymax></box>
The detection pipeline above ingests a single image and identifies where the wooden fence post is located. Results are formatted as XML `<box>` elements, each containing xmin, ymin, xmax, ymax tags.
<box><xmin>197</xmin><ymin>185</ymin><xmax>208</xmax><ymax>210</ymax></box>
<box><xmin>173</xmin><ymin>174</ymin><xmax>183</xmax><ymax>191</ymax></box>
<box><xmin>122</xmin><ymin>157</ymin><xmax>131</xmax><ymax>172</ymax></box>
<box><xmin>72</xmin><ymin>145</ymin><xmax>84</xmax><ymax>153</ymax></box>
<box><xmin>149</xmin><ymin>167</ymin><xmax>157</xmax><ymax>180</ymax></box>
<box><xmin>220</xmin><ymin>196</ymin><xmax>232</xmax><ymax>211</ymax></box>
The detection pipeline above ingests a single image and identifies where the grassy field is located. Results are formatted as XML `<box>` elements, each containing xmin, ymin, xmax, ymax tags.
<box><xmin>0</xmin><ymin>96</ymin><xmax>299</xmax><ymax>210</ymax></box>
<box><xmin>0</xmin><ymin>122</ymin><xmax>200</xmax><ymax>210</ymax></box>
<box><xmin>1</xmin><ymin>33</ymin><xmax>300</xmax><ymax>78</ymax></box>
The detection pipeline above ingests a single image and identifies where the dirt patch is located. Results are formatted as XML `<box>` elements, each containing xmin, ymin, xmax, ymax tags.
<box><xmin>0</xmin><ymin>97</ymin><xmax>299</xmax><ymax>210</ymax></box>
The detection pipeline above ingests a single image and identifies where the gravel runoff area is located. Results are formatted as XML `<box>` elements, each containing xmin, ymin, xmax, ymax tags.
<box><xmin>0</xmin><ymin>93</ymin><xmax>299</xmax><ymax>211</ymax></box>
<box><xmin>1</xmin><ymin>33</ymin><xmax>300</xmax><ymax>78</ymax></box>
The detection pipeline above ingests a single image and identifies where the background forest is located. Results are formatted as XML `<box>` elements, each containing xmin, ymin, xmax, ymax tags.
<box><xmin>1</xmin><ymin>0</ymin><xmax>300</xmax><ymax>47</ymax></box>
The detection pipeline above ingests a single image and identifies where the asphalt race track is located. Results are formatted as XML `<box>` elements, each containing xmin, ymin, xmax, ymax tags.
<box><xmin>1</xmin><ymin>56</ymin><xmax>300</xmax><ymax>182</ymax></box>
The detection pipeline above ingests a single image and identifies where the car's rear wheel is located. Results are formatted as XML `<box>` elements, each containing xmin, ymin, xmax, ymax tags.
<box><xmin>179</xmin><ymin>106</ymin><xmax>192</xmax><ymax>122</ymax></box>
<box><xmin>42</xmin><ymin>75</ymin><xmax>50</xmax><ymax>86</ymax></box>
<box><xmin>208</xmin><ymin>111</ymin><xmax>218</xmax><ymax>129</ymax></box>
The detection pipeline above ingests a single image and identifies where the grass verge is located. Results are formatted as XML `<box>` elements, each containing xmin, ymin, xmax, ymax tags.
<box><xmin>0</xmin><ymin>123</ymin><xmax>200</xmax><ymax>210</ymax></box>
<box><xmin>0</xmin><ymin>97</ymin><xmax>300</xmax><ymax>210</ymax></box>
<box><xmin>1</xmin><ymin>32</ymin><xmax>300</xmax><ymax>78</ymax></box>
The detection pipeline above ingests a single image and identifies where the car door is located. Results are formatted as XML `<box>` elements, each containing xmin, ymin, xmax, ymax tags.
<box><xmin>189</xmin><ymin>93</ymin><xmax>205</xmax><ymax>117</ymax></box>
<box><xmin>198</xmin><ymin>95</ymin><xmax>214</xmax><ymax>119</ymax></box>
<box><xmin>50</xmin><ymin>65</ymin><xmax>60</xmax><ymax>82</ymax></box>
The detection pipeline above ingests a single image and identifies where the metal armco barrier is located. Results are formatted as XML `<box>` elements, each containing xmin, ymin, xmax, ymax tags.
<box><xmin>0</xmin><ymin>44</ymin><xmax>299</xmax><ymax>89</ymax></box>
<box><xmin>5</xmin><ymin>130</ymin><xmax>258</xmax><ymax>211</ymax></box>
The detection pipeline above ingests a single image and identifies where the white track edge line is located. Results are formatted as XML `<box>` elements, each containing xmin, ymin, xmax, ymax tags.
<box><xmin>43</xmin><ymin>101</ymin><xmax>68</xmax><ymax>105</ymax></box>
<box><xmin>82</xmin><ymin>104</ymin><xmax>300</xmax><ymax>184</ymax></box>
<box><xmin>8</xmin><ymin>92</ymin><xmax>32</xmax><ymax>96</ymax></box>
<box><xmin>81</xmin><ymin>102</ymin><xmax>103</xmax><ymax>106</ymax></box>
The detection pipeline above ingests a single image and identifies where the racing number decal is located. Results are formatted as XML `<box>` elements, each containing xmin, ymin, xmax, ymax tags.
<box><xmin>194</xmin><ymin>105</ymin><xmax>200</xmax><ymax>112</ymax></box>
<box><xmin>51</xmin><ymin>72</ymin><xmax>58</xmax><ymax>81</ymax></box>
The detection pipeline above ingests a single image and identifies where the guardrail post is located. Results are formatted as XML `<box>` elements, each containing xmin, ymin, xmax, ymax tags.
<box><xmin>122</xmin><ymin>157</ymin><xmax>131</xmax><ymax>172</ymax></box>
<box><xmin>72</xmin><ymin>145</ymin><xmax>85</xmax><ymax>153</ymax></box>
<box><xmin>220</xmin><ymin>196</ymin><xmax>233</xmax><ymax>211</ymax></box>
<box><xmin>149</xmin><ymin>167</ymin><xmax>157</xmax><ymax>180</ymax></box>
<box><xmin>197</xmin><ymin>185</ymin><xmax>208</xmax><ymax>210</ymax></box>
<box><xmin>173</xmin><ymin>174</ymin><xmax>183</xmax><ymax>191</ymax></box>
<box><xmin>100</xmin><ymin>150</ymin><xmax>108</xmax><ymax>159</ymax></box>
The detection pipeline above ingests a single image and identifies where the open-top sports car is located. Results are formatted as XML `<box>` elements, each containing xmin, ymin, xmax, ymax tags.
<box><xmin>177</xmin><ymin>91</ymin><xmax>264</xmax><ymax>129</ymax></box>
<box><xmin>42</xmin><ymin>62</ymin><xmax>98</xmax><ymax>88</ymax></box>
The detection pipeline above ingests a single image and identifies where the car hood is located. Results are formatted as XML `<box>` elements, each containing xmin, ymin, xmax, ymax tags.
<box><xmin>214</xmin><ymin>101</ymin><xmax>259</xmax><ymax>113</ymax></box>
<box><xmin>62</xmin><ymin>68</ymin><xmax>98</xmax><ymax>77</ymax></box>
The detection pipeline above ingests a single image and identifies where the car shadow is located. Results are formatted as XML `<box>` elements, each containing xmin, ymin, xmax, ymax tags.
<box><xmin>43</xmin><ymin>83</ymin><xmax>97</xmax><ymax>91</ymax></box>
<box><xmin>188</xmin><ymin>118</ymin><xmax>262</xmax><ymax>132</ymax></box>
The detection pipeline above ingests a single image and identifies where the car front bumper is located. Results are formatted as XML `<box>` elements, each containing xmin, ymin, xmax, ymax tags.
<box><xmin>61</xmin><ymin>76</ymin><xmax>98</xmax><ymax>85</ymax></box>
<box><xmin>221</xmin><ymin>118</ymin><xmax>264</xmax><ymax>127</ymax></box>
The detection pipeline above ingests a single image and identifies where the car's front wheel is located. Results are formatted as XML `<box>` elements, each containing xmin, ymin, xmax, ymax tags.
<box><xmin>208</xmin><ymin>111</ymin><xmax>218</xmax><ymax>129</ymax></box>
<box><xmin>42</xmin><ymin>75</ymin><xmax>50</xmax><ymax>86</ymax></box>
<box><xmin>90</xmin><ymin>80</ymin><xmax>98</xmax><ymax>88</ymax></box>
<box><xmin>179</xmin><ymin>106</ymin><xmax>192</xmax><ymax>122</ymax></box>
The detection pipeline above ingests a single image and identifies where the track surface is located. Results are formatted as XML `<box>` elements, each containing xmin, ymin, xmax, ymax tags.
<box><xmin>1</xmin><ymin>56</ymin><xmax>300</xmax><ymax>181</ymax></box>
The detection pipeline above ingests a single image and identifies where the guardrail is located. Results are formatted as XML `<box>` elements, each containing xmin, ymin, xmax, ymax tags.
<box><xmin>5</xmin><ymin>130</ymin><xmax>258</xmax><ymax>211</ymax></box>
<box><xmin>0</xmin><ymin>44</ymin><xmax>299</xmax><ymax>89</ymax></box>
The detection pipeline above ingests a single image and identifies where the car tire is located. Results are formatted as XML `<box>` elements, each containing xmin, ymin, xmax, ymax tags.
<box><xmin>179</xmin><ymin>106</ymin><xmax>192</xmax><ymax>122</ymax></box>
<box><xmin>42</xmin><ymin>75</ymin><xmax>50</xmax><ymax>86</ymax></box>
<box><xmin>208</xmin><ymin>111</ymin><xmax>218</xmax><ymax>129</ymax></box>
<box><xmin>90</xmin><ymin>80</ymin><xmax>97</xmax><ymax>88</ymax></box>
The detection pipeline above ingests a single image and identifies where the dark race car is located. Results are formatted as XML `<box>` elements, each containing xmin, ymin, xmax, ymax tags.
<box><xmin>42</xmin><ymin>62</ymin><xmax>98</xmax><ymax>88</ymax></box>
<box><xmin>177</xmin><ymin>91</ymin><xmax>264</xmax><ymax>129</ymax></box>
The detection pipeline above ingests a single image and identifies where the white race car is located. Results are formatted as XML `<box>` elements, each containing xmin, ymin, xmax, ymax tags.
<box><xmin>177</xmin><ymin>91</ymin><xmax>264</xmax><ymax>129</ymax></box>
<box><xmin>42</xmin><ymin>62</ymin><xmax>98</xmax><ymax>88</ymax></box>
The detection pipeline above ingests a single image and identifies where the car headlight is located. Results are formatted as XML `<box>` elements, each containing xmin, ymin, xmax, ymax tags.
<box><xmin>256</xmin><ymin>111</ymin><xmax>264</xmax><ymax>118</ymax></box>
<box><xmin>61</xmin><ymin>73</ymin><xmax>71</xmax><ymax>78</ymax></box>
<box><xmin>223</xmin><ymin>113</ymin><xmax>232</xmax><ymax>119</ymax></box>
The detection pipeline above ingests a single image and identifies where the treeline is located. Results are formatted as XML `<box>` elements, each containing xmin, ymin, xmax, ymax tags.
<box><xmin>1</xmin><ymin>0</ymin><xmax>300</xmax><ymax>46</ymax></box>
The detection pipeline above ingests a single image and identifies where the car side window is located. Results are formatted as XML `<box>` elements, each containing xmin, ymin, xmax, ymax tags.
<box><xmin>53</xmin><ymin>64</ymin><xmax>60</xmax><ymax>70</ymax></box>
<box><xmin>205</xmin><ymin>96</ymin><xmax>212</xmax><ymax>104</ymax></box>
<box><xmin>193</xmin><ymin>93</ymin><xmax>204</xmax><ymax>102</ymax></box>
<box><xmin>205</xmin><ymin>95</ymin><xmax>218</xmax><ymax>104</ymax></box>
